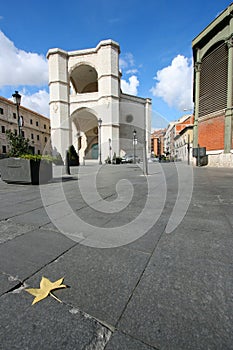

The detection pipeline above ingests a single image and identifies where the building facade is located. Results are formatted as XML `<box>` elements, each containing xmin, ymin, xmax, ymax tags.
<box><xmin>151</xmin><ymin>129</ymin><xmax>166</xmax><ymax>157</ymax></box>
<box><xmin>164</xmin><ymin>121</ymin><xmax>177</xmax><ymax>160</ymax></box>
<box><xmin>192</xmin><ymin>3</ymin><xmax>233</xmax><ymax>166</ymax></box>
<box><xmin>0</xmin><ymin>96</ymin><xmax>50</xmax><ymax>156</ymax></box>
<box><xmin>174</xmin><ymin>115</ymin><xmax>194</xmax><ymax>163</ymax></box>
<box><xmin>164</xmin><ymin>115</ymin><xmax>193</xmax><ymax>161</ymax></box>
<box><xmin>47</xmin><ymin>40</ymin><xmax>151</xmax><ymax>163</ymax></box>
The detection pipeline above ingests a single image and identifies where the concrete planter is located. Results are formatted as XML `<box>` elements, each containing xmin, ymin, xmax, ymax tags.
<box><xmin>0</xmin><ymin>158</ymin><xmax>53</xmax><ymax>185</ymax></box>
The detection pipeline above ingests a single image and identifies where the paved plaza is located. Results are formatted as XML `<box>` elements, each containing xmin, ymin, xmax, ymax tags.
<box><xmin>0</xmin><ymin>163</ymin><xmax>233</xmax><ymax>349</ymax></box>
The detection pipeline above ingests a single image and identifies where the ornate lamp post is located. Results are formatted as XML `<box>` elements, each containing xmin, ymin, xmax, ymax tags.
<box><xmin>12</xmin><ymin>91</ymin><xmax>22</xmax><ymax>136</ymax></box>
<box><xmin>98</xmin><ymin>118</ymin><xmax>102</xmax><ymax>164</ymax></box>
<box><xmin>133</xmin><ymin>129</ymin><xmax>137</xmax><ymax>164</ymax></box>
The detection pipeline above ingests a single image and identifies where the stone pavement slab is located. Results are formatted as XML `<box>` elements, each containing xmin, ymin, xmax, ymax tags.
<box><xmin>117</xmin><ymin>229</ymin><xmax>233</xmax><ymax>349</ymax></box>
<box><xmin>25</xmin><ymin>243</ymin><xmax>150</xmax><ymax>327</ymax></box>
<box><xmin>0</xmin><ymin>219</ymin><xmax>35</xmax><ymax>244</ymax></box>
<box><xmin>105</xmin><ymin>330</ymin><xmax>157</xmax><ymax>349</ymax></box>
<box><xmin>0</xmin><ymin>291</ymin><xmax>111</xmax><ymax>350</ymax></box>
<box><xmin>9</xmin><ymin>207</ymin><xmax>51</xmax><ymax>227</ymax></box>
<box><xmin>0</xmin><ymin>229</ymin><xmax>76</xmax><ymax>280</ymax></box>
<box><xmin>1</xmin><ymin>164</ymin><xmax>233</xmax><ymax>349</ymax></box>
<box><xmin>117</xmin><ymin>167</ymin><xmax>233</xmax><ymax>349</ymax></box>
<box><xmin>0</xmin><ymin>272</ymin><xmax>21</xmax><ymax>296</ymax></box>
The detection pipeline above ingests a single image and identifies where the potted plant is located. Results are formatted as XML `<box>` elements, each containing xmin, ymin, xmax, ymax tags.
<box><xmin>0</xmin><ymin>131</ymin><xmax>53</xmax><ymax>185</ymax></box>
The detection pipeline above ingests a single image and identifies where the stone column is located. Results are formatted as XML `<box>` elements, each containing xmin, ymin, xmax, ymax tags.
<box><xmin>97</xmin><ymin>40</ymin><xmax>120</xmax><ymax>159</ymax></box>
<box><xmin>225</xmin><ymin>34</ymin><xmax>233</xmax><ymax>153</ymax></box>
<box><xmin>46</xmin><ymin>48</ymin><xmax>71</xmax><ymax>161</ymax></box>
<box><xmin>145</xmin><ymin>98</ymin><xmax>152</xmax><ymax>156</ymax></box>
<box><xmin>193</xmin><ymin>54</ymin><xmax>201</xmax><ymax>149</ymax></box>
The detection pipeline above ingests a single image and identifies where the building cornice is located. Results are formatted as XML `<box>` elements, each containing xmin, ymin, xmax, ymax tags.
<box><xmin>0</xmin><ymin>95</ymin><xmax>49</xmax><ymax>120</ymax></box>
<box><xmin>192</xmin><ymin>3</ymin><xmax>233</xmax><ymax>48</ymax></box>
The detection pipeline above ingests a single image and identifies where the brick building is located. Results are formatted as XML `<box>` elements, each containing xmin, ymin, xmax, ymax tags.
<box><xmin>0</xmin><ymin>96</ymin><xmax>51</xmax><ymax>156</ymax></box>
<box><xmin>192</xmin><ymin>3</ymin><xmax>233</xmax><ymax>166</ymax></box>
<box><xmin>164</xmin><ymin>115</ymin><xmax>193</xmax><ymax>160</ymax></box>
<box><xmin>151</xmin><ymin>129</ymin><xmax>166</xmax><ymax>156</ymax></box>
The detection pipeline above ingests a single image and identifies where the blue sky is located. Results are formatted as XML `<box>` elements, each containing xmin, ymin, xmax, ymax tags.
<box><xmin>0</xmin><ymin>0</ymin><xmax>231</xmax><ymax>129</ymax></box>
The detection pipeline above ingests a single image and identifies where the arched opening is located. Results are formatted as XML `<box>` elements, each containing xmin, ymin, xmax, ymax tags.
<box><xmin>71</xmin><ymin>108</ymin><xmax>100</xmax><ymax>162</ymax></box>
<box><xmin>70</xmin><ymin>64</ymin><xmax>98</xmax><ymax>94</ymax></box>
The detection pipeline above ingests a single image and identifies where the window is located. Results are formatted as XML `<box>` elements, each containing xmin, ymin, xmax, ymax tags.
<box><xmin>37</xmin><ymin>135</ymin><xmax>40</xmax><ymax>141</ymax></box>
<box><xmin>30</xmin><ymin>119</ymin><xmax>33</xmax><ymax>125</ymax></box>
<box><xmin>45</xmin><ymin>136</ymin><xmax>47</xmax><ymax>142</ymax></box>
<box><xmin>44</xmin><ymin>124</ymin><xmax>46</xmax><ymax>129</ymax></box>
<box><xmin>14</xmin><ymin>129</ymin><xmax>17</xmax><ymax>136</ymax></box>
<box><xmin>1</xmin><ymin>126</ymin><xmax>5</xmax><ymax>133</ymax></box>
<box><xmin>0</xmin><ymin>108</ymin><xmax>3</xmax><ymax>115</ymax></box>
<box><xmin>36</xmin><ymin>121</ymin><xmax>39</xmax><ymax>126</ymax></box>
<box><xmin>21</xmin><ymin>130</ymin><xmax>25</xmax><ymax>137</ymax></box>
<box><xmin>38</xmin><ymin>150</ymin><xmax>41</xmax><ymax>155</ymax></box>
<box><xmin>13</xmin><ymin>112</ymin><xmax>16</xmax><ymax>119</ymax></box>
<box><xmin>199</xmin><ymin>41</ymin><xmax>228</xmax><ymax>117</ymax></box>
<box><xmin>2</xmin><ymin>145</ymin><xmax>6</xmax><ymax>153</ymax></box>
<box><xmin>31</xmin><ymin>133</ymin><xmax>34</xmax><ymax>139</ymax></box>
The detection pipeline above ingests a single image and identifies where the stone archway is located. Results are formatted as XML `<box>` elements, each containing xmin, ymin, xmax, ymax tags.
<box><xmin>71</xmin><ymin>108</ymin><xmax>99</xmax><ymax>163</ymax></box>
<box><xmin>70</xmin><ymin>64</ymin><xmax>98</xmax><ymax>94</ymax></box>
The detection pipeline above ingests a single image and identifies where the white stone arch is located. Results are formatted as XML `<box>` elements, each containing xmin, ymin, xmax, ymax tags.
<box><xmin>69</xmin><ymin>62</ymin><xmax>98</xmax><ymax>94</ymax></box>
<box><xmin>46</xmin><ymin>40</ymin><xmax>151</xmax><ymax>163</ymax></box>
<box><xmin>71</xmin><ymin>107</ymin><xmax>99</xmax><ymax>162</ymax></box>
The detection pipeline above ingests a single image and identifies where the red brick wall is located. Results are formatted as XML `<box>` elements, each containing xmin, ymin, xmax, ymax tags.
<box><xmin>198</xmin><ymin>115</ymin><xmax>225</xmax><ymax>151</ymax></box>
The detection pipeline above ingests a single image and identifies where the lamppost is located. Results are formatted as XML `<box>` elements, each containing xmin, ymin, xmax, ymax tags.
<box><xmin>133</xmin><ymin>129</ymin><xmax>137</xmax><ymax>164</ymax></box>
<box><xmin>158</xmin><ymin>138</ymin><xmax>161</xmax><ymax>156</ymax></box>
<box><xmin>187</xmin><ymin>134</ymin><xmax>190</xmax><ymax>165</ymax></box>
<box><xmin>98</xmin><ymin>118</ymin><xmax>102</xmax><ymax>164</ymax></box>
<box><xmin>12</xmin><ymin>91</ymin><xmax>22</xmax><ymax>136</ymax></box>
<box><xmin>109</xmin><ymin>138</ymin><xmax>112</xmax><ymax>163</ymax></box>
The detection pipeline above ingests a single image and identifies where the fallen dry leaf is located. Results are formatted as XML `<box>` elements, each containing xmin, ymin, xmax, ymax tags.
<box><xmin>25</xmin><ymin>276</ymin><xmax>67</xmax><ymax>305</ymax></box>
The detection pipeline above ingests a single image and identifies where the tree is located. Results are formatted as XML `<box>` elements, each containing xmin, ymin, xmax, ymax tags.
<box><xmin>6</xmin><ymin>130</ymin><xmax>30</xmax><ymax>157</ymax></box>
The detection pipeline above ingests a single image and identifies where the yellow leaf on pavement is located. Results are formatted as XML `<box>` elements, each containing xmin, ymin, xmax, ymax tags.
<box><xmin>25</xmin><ymin>276</ymin><xmax>67</xmax><ymax>305</ymax></box>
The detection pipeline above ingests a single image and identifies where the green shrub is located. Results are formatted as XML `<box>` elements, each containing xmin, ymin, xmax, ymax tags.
<box><xmin>6</xmin><ymin>130</ymin><xmax>30</xmax><ymax>157</ymax></box>
<box><xmin>20</xmin><ymin>154</ymin><xmax>54</xmax><ymax>162</ymax></box>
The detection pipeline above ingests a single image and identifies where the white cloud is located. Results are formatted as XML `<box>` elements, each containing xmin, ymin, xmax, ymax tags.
<box><xmin>121</xmin><ymin>75</ymin><xmax>139</xmax><ymax>95</ymax></box>
<box><xmin>21</xmin><ymin>89</ymin><xmax>50</xmax><ymax>117</ymax></box>
<box><xmin>119</xmin><ymin>52</ymin><xmax>135</xmax><ymax>71</ymax></box>
<box><xmin>0</xmin><ymin>31</ymin><xmax>48</xmax><ymax>87</ymax></box>
<box><xmin>119</xmin><ymin>57</ymin><xmax>128</xmax><ymax>70</ymax></box>
<box><xmin>126</xmin><ymin>68</ymin><xmax>138</xmax><ymax>74</ymax></box>
<box><xmin>151</xmin><ymin>55</ymin><xmax>193</xmax><ymax>111</ymax></box>
<box><xmin>119</xmin><ymin>52</ymin><xmax>140</xmax><ymax>95</ymax></box>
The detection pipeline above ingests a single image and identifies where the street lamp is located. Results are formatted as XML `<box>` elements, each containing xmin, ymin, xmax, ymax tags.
<box><xmin>133</xmin><ymin>129</ymin><xmax>137</xmax><ymax>164</ymax></box>
<box><xmin>109</xmin><ymin>138</ymin><xmax>112</xmax><ymax>163</ymax></box>
<box><xmin>98</xmin><ymin>118</ymin><xmax>102</xmax><ymax>165</ymax></box>
<box><xmin>12</xmin><ymin>91</ymin><xmax>22</xmax><ymax>136</ymax></box>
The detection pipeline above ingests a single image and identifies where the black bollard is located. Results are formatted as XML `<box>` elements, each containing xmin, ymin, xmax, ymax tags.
<box><xmin>65</xmin><ymin>151</ymin><xmax>70</xmax><ymax>175</ymax></box>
